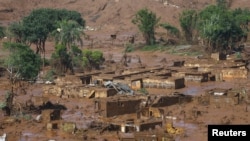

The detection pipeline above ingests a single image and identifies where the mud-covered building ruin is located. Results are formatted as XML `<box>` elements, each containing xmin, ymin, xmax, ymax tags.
<box><xmin>39</xmin><ymin>51</ymin><xmax>250</xmax><ymax>140</ymax></box>
<box><xmin>94</xmin><ymin>95</ymin><xmax>142</xmax><ymax>117</ymax></box>
<box><xmin>195</xmin><ymin>87</ymin><xmax>247</xmax><ymax>107</ymax></box>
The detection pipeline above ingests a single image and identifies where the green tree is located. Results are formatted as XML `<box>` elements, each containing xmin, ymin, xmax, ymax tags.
<box><xmin>3</xmin><ymin>42</ymin><xmax>42</xmax><ymax>81</ymax></box>
<box><xmin>132</xmin><ymin>8</ymin><xmax>160</xmax><ymax>45</ymax></box>
<box><xmin>8</xmin><ymin>8</ymin><xmax>85</xmax><ymax>68</ymax></box>
<box><xmin>22</xmin><ymin>8</ymin><xmax>85</xmax><ymax>54</ymax></box>
<box><xmin>7</xmin><ymin>22</ymin><xmax>26</xmax><ymax>43</ymax></box>
<box><xmin>70</xmin><ymin>45</ymin><xmax>83</xmax><ymax>69</ymax></box>
<box><xmin>52</xmin><ymin>20</ymin><xmax>84</xmax><ymax>49</ymax></box>
<box><xmin>232</xmin><ymin>8</ymin><xmax>250</xmax><ymax>42</ymax></box>
<box><xmin>51</xmin><ymin>20</ymin><xmax>84</xmax><ymax>74</ymax></box>
<box><xmin>179</xmin><ymin>9</ymin><xmax>198</xmax><ymax>43</ymax></box>
<box><xmin>2</xmin><ymin>42</ymin><xmax>41</xmax><ymax>115</ymax></box>
<box><xmin>82</xmin><ymin>49</ymin><xmax>105</xmax><ymax>70</ymax></box>
<box><xmin>198</xmin><ymin>5</ymin><xmax>244</xmax><ymax>53</ymax></box>
<box><xmin>50</xmin><ymin>44</ymin><xmax>72</xmax><ymax>74</ymax></box>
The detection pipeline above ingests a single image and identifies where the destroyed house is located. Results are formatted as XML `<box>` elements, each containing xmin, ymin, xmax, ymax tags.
<box><xmin>94</xmin><ymin>88</ymin><xmax>117</xmax><ymax>98</ymax></box>
<box><xmin>172</xmin><ymin>60</ymin><xmax>185</xmax><ymax>67</ymax></box>
<box><xmin>184</xmin><ymin>59</ymin><xmax>215</xmax><ymax>68</ymax></box>
<box><xmin>168</xmin><ymin>66</ymin><xmax>198</xmax><ymax>73</ymax></box>
<box><xmin>47</xmin><ymin>121</ymin><xmax>76</xmax><ymax>133</ymax></box>
<box><xmin>103</xmin><ymin>81</ymin><xmax>134</xmax><ymax>95</ymax></box>
<box><xmin>79</xmin><ymin>75</ymin><xmax>92</xmax><ymax>85</ymax></box>
<box><xmin>169</xmin><ymin>66</ymin><xmax>210</xmax><ymax>82</ymax></box>
<box><xmin>120</xmin><ymin>119</ymin><xmax>163</xmax><ymax>133</ymax></box>
<box><xmin>153</xmin><ymin>71</ymin><xmax>172</xmax><ymax>77</ymax></box>
<box><xmin>221</xmin><ymin>68</ymin><xmax>248</xmax><ymax>79</ymax></box>
<box><xmin>78</xmin><ymin>72</ymin><xmax>101</xmax><ymax>85</ymax></box>
<box><xmin>183</xmin><ymin>58</ymin><xmax>248</xmax><ymax>80</ymax></box>
<box><xmin>121</xmin><ymin>66</ymin><xmax>164</xmax><ymax>75</ymax></box>
<box><xmin>211</xmin><ymin>52</ymin><xmax>227</xmax><ymax>60</ymax></box>
<box><xmin>42</xmin><ymin>109</ymin><xmax>61</xmax><ymax>122</ymax></box>
<box><xmin>199</xmin><ymin>88</ymin><xmax>242</xmax><ymax>106</ymax></box>
<box><xmin>129</xmin><ymin>77</ymin><xmax>143</xmax><ymax>91</ymax></box>
<box><xmin>184</xmin><ymin>71</ymin><xmax>210</xmax><ymax>82</ymax></box>
<box><xmin>119</xmin><ymin>132</ymin><xmax>174</xmax><ymax>141</ymax></box>
<box><xmin>143</xmin><ymin>77</ymin><xmax>185</xmax><ymax>89</ymax></box>
<box><xmin>150</xmin><ymin>94</ymin><xmax>192</xmax><ymax>107</ymax></box>
<box><xmin>95</xmin><ymin>96</ymin><xmax>142</xmax><ymax>117</ymax></box>
<box><xmin>93</xmin><ymin>74</ymin><xmax>114</xmax><ymax>85</ymax></box>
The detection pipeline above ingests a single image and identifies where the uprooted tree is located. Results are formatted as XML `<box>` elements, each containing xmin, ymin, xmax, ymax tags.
<box><xmin>1</xmin><ymin>42</ymin><xmax>42</xmax><ymax>115</ymax></box>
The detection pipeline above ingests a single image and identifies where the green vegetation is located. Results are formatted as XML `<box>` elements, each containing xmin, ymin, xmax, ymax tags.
<box><xmin>1</xmin><ymin>42</ymin><xmax>41</xmax><ymax>115</ymax></box>
<box><xmin>0</xmin><ymin>91</ymin><xmax>12</xmax><ymax>112</ymax></box>
<box><xmin>50</xmin><ymin>19</ymin><xmax>84</xmax><ymax>74</ymax></box>
<box><xmin>0</xmin><ymin>2</ymin><xmax>248</xmax><ymax>78</ymax></box>
<box><xmin>0</xmin><ymin>102</ymin><xmax>6</xmax><ymax>109</ymax></box>
<box><xmin>6</xmin><ymin>8</ymin><xmax>85</xmax><ymax>70</ymax></box>
<box><xmin>70</xmin><ymin>45</ymin><xmax>84</xmax><ymax>69</ymax></box>
<box><xmin>132</xmin><ymin>8</ymin><xmax>160</xmax><ymax>45</ymax></box>
<box><xmin>2</xmin><ymin>42</ymin><xmax>42</xmax><ymax>82</ymax></box>
<box><xmin>82</xmin><ymin>49</ymin><xmax>105</xmax><ymax>70</ymax></box>
<box><xmin>160</xmin><ymin>23</ymin><xmax>180</xmax><ymax>37</ymax></box>
<box><xmin>0</xmin><ymin>26</ymin><xmax>5</xmax><ymax>39</ymax></box>
<box><xmin>124</xmin><ymin>43</ymin><xmax>135</xmax><ymax>53</ymax></box>
<box><xmin>179</xmin><ymin>9</ymin><xmax>198</xmax><ymax>44</ymax></box>
<box><xmin>138</xmin><ymin>88</ymin><xmax>149</xmax><ymax>95</ymax></box>
<box><xmin>22</xmin><ymin>8</ymin><xmax>85</xmax><ymax>54</ymax></box>
<box><xmin>141</xmin><ymin>44</ymin><xmax>168</xmax><ymax>51</ymax></box>
<box><xmin>197</xmin><ymin>5</ymin><xmax>248</xmax><ymax>53</ymax></box>
<box><xmin>178</xmin><ymin>1</ymin><xmax>250</xmax><ymax>54</ymax></box>
<box><xmin>51</xmin><ymin>20</ymin><xmax>84</xmax><ymax>49</ymax></box>
<box><xmin>50</xmin><ymin>44</ymin><xmax>72</xmax><ymax>74</ymax></box>
<box><xmin>44</xmin><ymin>69</ymin><xmax>56</xmax><ymax>82</ymax></box>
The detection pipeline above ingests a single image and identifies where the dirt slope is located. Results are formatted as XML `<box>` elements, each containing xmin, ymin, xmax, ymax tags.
<box><xmin>1</xmin><ymin>0</ymin><xmax>250</xmax><ymax>34</ymax></box>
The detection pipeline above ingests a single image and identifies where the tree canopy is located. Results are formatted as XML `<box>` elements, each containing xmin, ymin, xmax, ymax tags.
<box><xmin>9</xmin><ymin>8</ymin><xmax>85</xmax><ymax>55</ymax></box>
<box><xmin>2</xmin><ymin>42</ymin><xmax>42</xmax><ymax>82</ymax></box>
<box><xmin>82</xmin><ymin>49</ymin><xmax>105</xmax><ymax>70</ymax></box>
<box><xmin>132</xmin><ymin>8</ymin><xmax>160</xmax><ymax>45</ymax></box>
<box><xmin>50</xmin><ymin>44</ymin><xmax>72</xmax><ymax>74</ymax></box>
<box><xmin>24</xmin><ymin>8</ymin><xmax>85</xmax><ymax>53</ymax></box>
<box><xmin>179</xmin><ymin>2</ymin><xmax>250</xmax><ymax>53</ymax></box>
<box><xmin>51</xmin><ymin>20</ymin><xmax>84</xmax><ymax>49</ymax></box>
<box><xmin>197</xmin><ymin>5</ymin><xmax>248</xmax><ymax>53</ymax></box>
<box><xmin>179</xmin><ymin>9</ymin><xmax>198</xmax><ymax>43</ymax></box>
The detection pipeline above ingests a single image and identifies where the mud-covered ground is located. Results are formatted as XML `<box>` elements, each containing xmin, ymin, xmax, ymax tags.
<box><xmin>0</xmin><ymin>42</ymin><xmax>250</xmax><ymax>141</ymax></box>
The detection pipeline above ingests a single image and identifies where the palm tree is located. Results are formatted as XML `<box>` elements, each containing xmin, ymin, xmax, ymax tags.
<box><xmin>51</xmin><ymin>20</ymin><xmax>85</xmax><ymax>74</ymax></box>
<box><xmin>52</xmin><ymin>20</ymin><xmax>84</xmax><ymax>49</ymax></box>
